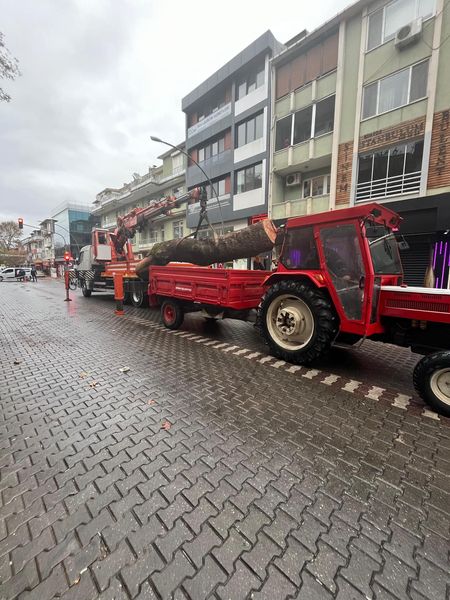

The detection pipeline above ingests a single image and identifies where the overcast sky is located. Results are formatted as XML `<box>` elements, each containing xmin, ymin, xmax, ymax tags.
<box><xmin>0</xmin><ymin>0</ymin><xmax>350</xmax><ymax>226</ymax></box>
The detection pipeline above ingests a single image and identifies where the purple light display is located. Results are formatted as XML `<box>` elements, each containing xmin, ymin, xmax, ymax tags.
<box><xmin>433</xmin><ymin>241</ymin><xmax>450</xmax><ymax>289</ymax></box>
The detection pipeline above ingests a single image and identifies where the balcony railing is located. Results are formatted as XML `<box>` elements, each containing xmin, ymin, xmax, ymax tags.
<box><xmin>356</xmin><ymin>171</ymin><xmax>421</xmax><ymax>202</ymax></box>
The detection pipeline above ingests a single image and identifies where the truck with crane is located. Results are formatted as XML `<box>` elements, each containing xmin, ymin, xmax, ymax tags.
<box><xmin>77</xmin><ymin>195</ymin><xmax>450</xmax><ymax>417</ymax></box>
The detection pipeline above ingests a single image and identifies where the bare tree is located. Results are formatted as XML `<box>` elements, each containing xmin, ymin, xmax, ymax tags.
<box><xmin>0</xmin><ymin>32</ymin><xmax>21</xmax><ymax>102</ymax></box>
<box><xmin>0</xmin><ymin>221</ymin><xmax>22</xmax><ymax>250</ymax></box>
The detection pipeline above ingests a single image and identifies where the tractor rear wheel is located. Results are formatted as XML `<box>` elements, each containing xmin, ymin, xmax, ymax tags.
<box><xmin>161</xmin><ymin>300</ymin><xmax>184</xmax><ymax>330</ymax></box>
<box><xmin>257</xmin><ymin>280</ymin><xmax>337</xmax><ymax>364</ymax></box>
<box><xmin>413</xmin><ymin>351</ymin><xmax>450</xmax><ymax>417</ymax></box>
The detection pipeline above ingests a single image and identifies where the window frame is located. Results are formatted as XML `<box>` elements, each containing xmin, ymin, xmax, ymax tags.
<box><xmin>366</xmin><ymin>0</ymin><xmax>436</xmax><ymax>53</ymax></box>
<box><xmin>172</xmin><ymin>220</ymin><xmax>184</xmax><ymax>239</ymax></box>
<box><xmin>235</xmin><ymin>112</ymin><xmax>264</xmax><ymax>148</ymax></box>
<box><xmin>236</xmin><ymin>62</ymin><xmax>266</xmax><ymax>101</ymax></box>
<box><xmin>301</xmin><ymin>174</ymin><xmax>331</xmax><ymax>199</ymax></box>
<box><xmin>197</xmin><ymin>134</ymin><xmax>227</xmax><ymax>164</ymax></box>
<box><xmin>362</xmin><ymin>59</ymin><xmax>429</xmax><ymax>120</ymax></box>
<box><xmin>275</xmin><ymin>94</ymin><xmax>335</xmax><ymax>152</ymax></box>
<box><xmin>235</xmin><ymin>162</ymin><xmax>263</xmax><ymax>195</ymax></box>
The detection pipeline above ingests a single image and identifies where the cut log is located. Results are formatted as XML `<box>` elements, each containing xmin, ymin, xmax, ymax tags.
<box><xmin>135</xmin><ymin>219</ymin><xmax>278</xmax><ymax>280</ymax></box>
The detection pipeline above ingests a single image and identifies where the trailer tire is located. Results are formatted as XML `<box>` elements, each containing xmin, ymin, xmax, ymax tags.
<box><xmin>257</xmin><ymin>280</ymin><xmax>337</xmax><ymax>364</ymax></box>
<box><xmin>131</xmin><ymin>288</ymin><xmax>148</xmax><ymax>308</ymax></box>
<box><xmin>413</xmin><ymin>351</ymin><xmax>450</xmax><ymax>417</ymax></box>
<box><xmin>80</xmin><ymin>280</ymin><xmax>92</xmax><ymax>297</ymax></box>
<box><xmin>161</xmin><ymin>300</ymin><xmax>184</xmax><ymax>330</ymax></box>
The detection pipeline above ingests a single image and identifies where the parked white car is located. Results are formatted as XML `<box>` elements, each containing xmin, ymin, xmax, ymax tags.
<box><xmin>0</xmin><ymin>267</ymin><xmax>32</xmax><ymax>281</ymax></box>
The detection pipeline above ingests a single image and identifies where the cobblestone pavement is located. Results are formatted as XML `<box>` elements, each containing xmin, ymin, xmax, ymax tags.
<box><xmin>0</xmin><ymin>279</ymin><xmax>449</xmax><ymax>600</ymax></box>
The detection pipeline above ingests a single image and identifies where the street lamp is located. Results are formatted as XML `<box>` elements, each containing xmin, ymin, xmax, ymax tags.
<box><xmin>150</xmin><ymin>135</ymin><xmax>225</xmax><ymax>235</ymax></box>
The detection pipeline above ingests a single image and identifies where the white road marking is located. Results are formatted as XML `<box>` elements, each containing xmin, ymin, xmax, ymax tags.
<box><xmin>246</xmin><ymin>352</ymin><xmax>261</xmax><ymax>359</ymax></box>
<box><xmin>223</xmin><ymin>345</ymin><xmax>239</xmax><ymax>352</ymax></box>
<box><xmin>303</xmin><ymin>369</ymin><xmax>320</xmax><ymax>379</ymax></box>
<box><xmin>234</xmin><ymin>348</ymin><xmax>250</xmax><ymax>355</ymax></box>
<box><xmin>212</xmin><ymin>343</ymin><xmax>230</xmax><ymax>350</ymax></box>
<box><xmin>322</xmin><ymin>374</ymin><xmax>340</xmax><ymax>386</ymax></box>
<box><xmin>259</xmin><ymin>356</ymin><xmax>273</xmax><ymax>364</ymax></box>
<box><xmin>286</xmin><ymin>365</ymin><xmax>302</xmax><ymax>374</ymax></box>
<box><xmin>392</xmin><ymin>394</ymin><xmax>411</xmax><ymax>409</ymax></box>
<box><xmin>271</xmin><ymin>360</ymin><xmax>286</xmax><ymax>368</ymax></box>
<box><xmin>422</xmin><ymin>409</ymin><xmax>440</xmax><ymax>421</ymax></box>
<box><xmin>365</xmin><ymin>386</ymin><xmax>384</xmax><ymax>401</ymax></box>
<box><xmin>342</xmin><ymin>380</ymin><xmax>361</xmax><ymax>393</ymax></box>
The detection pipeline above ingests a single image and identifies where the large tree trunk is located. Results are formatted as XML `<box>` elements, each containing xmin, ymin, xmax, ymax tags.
<box><xmin>135</xmin><ymin>219</ymin><xmax>278</xmax><ymax>280</ymax></box>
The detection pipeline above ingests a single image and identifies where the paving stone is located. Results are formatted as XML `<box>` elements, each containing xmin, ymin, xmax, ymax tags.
<box><xmin>306</xmin><ymin>540</ymin><xmax>346</xmax><ymax>593</ymax></box>
<box><xmin>373</xmin><ymin>550</ymin><xmax>417</xmax><ymax>600</ymax></box>
<box><xmin>183</xmin><ymin>555</ymin><xmax>227</xmax><ymax>600</ymax></box>
<box><xmin>241</xmin><ymin>531</ymin><xmax>283</xmax><ymax>579</ymax></box>
<box><xmin>251</xmin><ymin>565</ymin><xmax>297</xmax><ymax>599</ymax></box>
<box><xmin>273</xmin><ymin>535</ymin><xmax>313</xmax><ymax>587</ymax></box>
<box><xmin>216</xmin><ymin>559</ymin><xmax>261</xmax><ymax>600</ymax></box>
<box><xmin>152</xmin><ymin>550</ymin><xmax>195</xmax><ymax>599</ymax></box>
<box><xmin>212</xmin><ymin>529</ymin><xmax>252</xmax><ymax>574</ymax></box>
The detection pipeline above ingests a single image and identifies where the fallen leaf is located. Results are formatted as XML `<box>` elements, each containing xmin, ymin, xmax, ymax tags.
<box><xmin>161</xmin><ymin>421</ymin><xmax>171</xmax><ymax>430</ymax></box>
<box><xmin>119</xmin><ymin>367</ymin><xmax>130</xmax><ymax>373</ymax></box>
<box><xmin>89</xmin><ymin>381</ymin><xmax>98</xmax><ymax>388</ymax></box>
<box><xmin>13</xmin><ymin>360</ymin><xmax>21</xmax><ymax>365</ymax></box>
<box><xmin>79</xmin><ymin>372</ymin><xmax>88</xmax><ymax>379</ymax></box>
<box><xmin>147</xmin><ymin>399</ymin><xmax>156</xmax><ymax>405</ymax></box>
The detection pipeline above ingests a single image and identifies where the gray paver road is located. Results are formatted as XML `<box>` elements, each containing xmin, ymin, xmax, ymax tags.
<box><xmin>0</xmin><ymin>279</ymin><xmax>449</xmax><ymax>600</ymax></box>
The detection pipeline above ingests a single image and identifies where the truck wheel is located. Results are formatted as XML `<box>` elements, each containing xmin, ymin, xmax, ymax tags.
<box><xmin>413</xmin><ymin>351</ymin><xmax>450</xmax><ymax>417</ymax></box>
<box><xmin>257</xmin><ymin>280</ymin><xmax>337</xmax><ymax>364</ymax></box>
<box><xmin>81</xmin><ymin>280</ymin><xmax>91</xmax><ymax>297</ymax></box>
<box><xmin>161</xmin><ymin>300</ymin><xmax>184</xmax><ymax>330</ymax></box>
<box><xmin>131</xmin><ymin>289</ymin><xmax>148</xmax><ymax>308</ymax></box>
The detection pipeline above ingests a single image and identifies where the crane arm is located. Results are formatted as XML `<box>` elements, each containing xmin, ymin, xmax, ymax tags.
<box><xmin>111</xmin><ymin>187</ymin><xmax>205</xmax><ymax>256</ymax></box>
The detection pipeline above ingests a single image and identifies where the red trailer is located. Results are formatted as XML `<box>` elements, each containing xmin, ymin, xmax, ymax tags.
<box><xmin>147</xmin><ymin>265</ymin><xmax>267</xmax><ymax>329</ymax></box>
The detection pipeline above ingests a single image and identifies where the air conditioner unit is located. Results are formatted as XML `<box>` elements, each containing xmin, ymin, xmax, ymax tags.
<box><xmin>286</xmin><ymin>173</ymin><xmax>302</xmax><ymax>187</ymax></box>
<box><xmin>395</xmin><ymin>18</ymin><xmax>423</xmax><ymax>49</ymax></box>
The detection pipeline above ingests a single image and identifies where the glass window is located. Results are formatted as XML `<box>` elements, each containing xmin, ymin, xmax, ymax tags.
<box><xmin>236</xmin><ymin>62</ymin><xmax>265</xmax><ymax>99</ymax></box>
<box><xmin>410</xmin><ymin>60</ymin><xmax>429</xmax><ymax>101</ymax></box>
<box><xmin>405</xmin><ymin>140</ymin><xmax>424</xmax><ymax>173</ymax></box>
<box><xmin>275</xmin><ymin>115</ymin><xmax>293</xmax><ymax>151</ymax></box>
<box><xmin>320</xmin><ymin>225</ymin><xmax>365</xmax><ymax>320</ymax></box>
<box><xmin>363</xmin><ymin>61</ymin><xmax>429</xmax><ymax>119</ymax></box>
<box><xmin>363</xmin><ymin>82</ymin><xmax>378</xmax><ymax>118</ymax></box>
<box><xmin>198</xmin><ymin>148</ymin><xmax>205</xmax><ymax>162</ymax></box>
<box><xmin>236</xmin><ymin>170</ymin><xmax>246</xmax><ymax>194</ymax></box>
<box><xmin>378</xmin><ymin>68</ymin><xmax>409</xmax><ymax>113</ymax></box>
<box><xmin>385</xmin><ymin>0</ymin><xmax>415</xmax><ymax>40</ymax></box>
<box><xmin>314</xmin><ymin>96</ymin><xmax>335</xmax><ymax>137</ymax></box>
<box><xmin>173</xmin><ymin>221</ymin><xmax>184</xmax><ymax>239</ymax></box>
<box><xmin>311</xmin><ymin>176</ymin><xmax>324</xmax><ymax>196</ymax></box>
<box><xmin>293</xmin><ymin>105</ymin><xmax>312</xmax><ymax>144</ymax></box>
<box><xmin>235</xmin><ymin>163</ymin><xmax>263</xmax><ymax>194</ymax></box>
<box><xmin>367</xmin><ymin>0</ymin><xmax>436</xmax><ymax>50</ymax></box>
<box><xmin>211</xmin><ymin>141</ymin><xmax>218</xmax><ymax>156</ymax></box>
<box><xmin>237</xmin><ymin>122</ymin><xmax>246</xmax><ymax>148</ymax></box>
<box><xmin>366</xmin><ymin>225</ymin><xmax>403</xmax><ymax>274</ymax></box>
<box><xmin>205</xmin><ymin>145</ymin><xmax>211</xmax><ymax>160</ymax></box>
<box><xmin>247</xmin><ymin>117</ymin><xmax>255</xmax><ymax>143</ymax></box>
<box><xmin>367</xmin><ymin>8</ymin><xmax>383</xmax><ymax>51</ymax></box>
<box><xmin>237</xmin><ymin>81</ymin><xmax>246</xmax><ymax>100</ymax></box>
<box><xmin>255</xmin><ymin>113</ymin><xmax>264</xmax><ymax>139</ymax></box>
<box><xmin>303</xmin><ymin>179</ymin><xmax>311</xmax><ymax>198</ymax></box>
<box><xmin>256</xmin><ymin>67</ymin><xmax>265</xmax><ymax>88</ymax></box>
<box><xmin>373</xmin><ymin>148</ymin><xmax>389</xmax><ymax>181</ymax></box>
<box><xmin>281</xmin><ymin>227</ymin><xmax>319</xmax><ymax>270</ymax></box>
<box><xmin>218</xmin><ymin>138</ymin><xmax>225</xmax><ymax>153</ymax></box>
<box><xmin>388</xmin><ymin>145</ymin><xmax>406</xmax><ymax>178</ymax></box>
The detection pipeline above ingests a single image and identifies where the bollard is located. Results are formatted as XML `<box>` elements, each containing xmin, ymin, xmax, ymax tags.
<box><xmin>114</xmin><ymin>273</ymin><xmax>124</xmax><ymax>315</ymax></box>
<box><xmin>64</xmin><ymin>269</ymin><xmax>72</xmax><ymax>302</ymax></box>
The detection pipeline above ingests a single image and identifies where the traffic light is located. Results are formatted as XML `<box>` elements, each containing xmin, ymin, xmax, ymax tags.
<box><xmin>64</xmin><ymin>251</ymin><xmax>71</xmax><ymax>262</ymax></box>
<box><xmin>18</xmin><ymin>218</ymin><xmax>23</xmax><ymax>230</ymax></box>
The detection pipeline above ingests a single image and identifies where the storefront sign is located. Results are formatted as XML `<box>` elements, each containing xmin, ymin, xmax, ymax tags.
<box><xmin>359</xmin><ymin>119</ymin><xmax>425</xmax><ymax>152</ymax></box>
<box><xmin>435</xmin><ymin>109</ymin><xmax>449</xmax><ymax>176</ymax></box>
<box><xmin>187</xmin><ymin>103</ymin><xmax>232</xmax><ymax>138</ymax></box>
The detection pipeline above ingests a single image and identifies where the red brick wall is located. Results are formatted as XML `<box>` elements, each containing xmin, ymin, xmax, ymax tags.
<box><xmin>428</xmin><ymin>109</ymin><xmax>450</xmax><ymax>189</ymax></box>
<box><xmin>336</xmin><ymin>141</ymin><xmax>353</xmax><ymax>206</ymax></box>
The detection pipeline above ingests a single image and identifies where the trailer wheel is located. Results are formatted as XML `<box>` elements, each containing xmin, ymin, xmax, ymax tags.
<box><xmin>257</xmin><ymin>280</ymin><xmax>337</xmax><ymax>364</ymax></box>
<box><xmin>161</xmin><ymin>300</ymin><xmax>184</xmax><ymax>330</ymax></box>
<box><xmin>131</xmin><ymin>288</ymin><xmax>148</xmax><ymax>308</ymax></box>
<box><xmin>80</xmin><ymin>279</ymin><xmax>91</xmax><ymax>297</ymax></box>
<box><xmin>413</xmin><ymin>351</ymin><xmax>450</xmax><ymax>417</ymax></box>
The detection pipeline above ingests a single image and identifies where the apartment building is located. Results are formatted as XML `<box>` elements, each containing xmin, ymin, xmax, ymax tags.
<box><xmin>270</xmin><ymin>0</ymin><xmax>450</xmax><ymax>287</ymax></box>
<box><xmin>92</xmin><ymin>146</ymin><xmax>187</xmax><ymax>255</ymax></box>
<box><xmin>182</xmin><ymin>31</ymin><xmax>283</xmax><ymax>268</ymax></box>
<box><xmin>50</xmin><ymin>202</ymin><xmax>95</xmax><ymax>262</ymax></box>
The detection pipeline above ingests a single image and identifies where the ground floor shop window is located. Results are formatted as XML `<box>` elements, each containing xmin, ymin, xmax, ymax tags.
<box><xmin>356</xmin><ymin>140</ymin><xmax>423</xmax><ymax>202</ymax></box>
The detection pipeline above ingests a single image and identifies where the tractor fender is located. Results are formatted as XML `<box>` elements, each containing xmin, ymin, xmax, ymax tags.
<box><xmin>263</xmin><ymin>271</ymin><xmax>327</xmax><ymax>290</ymax></box>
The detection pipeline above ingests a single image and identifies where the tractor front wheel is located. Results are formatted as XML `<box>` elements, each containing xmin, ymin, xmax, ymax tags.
<box><xmin>161</xmin><ymin>300</ymin><xmax>184</xmax><ymax>330</ymax></box>
<box><xmin>80</xmin><ymin>279</ymin><xmax>92</xmax><ymax>297</ymax></box>
<box><xmin>257</xmin><ymin>280</ymin><xmax>337</xmax><ymax>364</ymax></box>
<box><xmin>413</xmin><ymin>351</ymin><xmax>450</xmax><ymax>417</ymax></box>
<box><xmin>130</xmin><ymin>288</ymin><xmax>148</xmax><ymax>308</ymax></box>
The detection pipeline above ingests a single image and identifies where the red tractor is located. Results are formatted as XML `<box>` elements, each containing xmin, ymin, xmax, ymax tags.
<box><xmin>256</xmin><ymin>203</ymin><xmax>450</xmax><ymax>416</ymax></box>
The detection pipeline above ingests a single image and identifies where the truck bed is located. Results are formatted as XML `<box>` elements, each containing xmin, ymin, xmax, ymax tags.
<box><xmin>148</xmin><ymin>265</ymin><xmax>267</xmax><ymax>310</ymax></box>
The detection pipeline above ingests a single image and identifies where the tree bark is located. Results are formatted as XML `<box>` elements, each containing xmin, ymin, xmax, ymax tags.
<box><xmin>135</xmin><ymin>219</ymin><xmax>278</xmax><ymax>280</ymax></box>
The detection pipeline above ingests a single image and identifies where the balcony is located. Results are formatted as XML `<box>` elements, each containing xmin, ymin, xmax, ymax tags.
<box><xmin>272</xmin><ymin>195</ymin><xmax>330</xmax><ymax>219</ymax></box>
<box><xmin>187</xmin><ymin>150</ymin><xmax>232</xmax><ymax>187</ymax></box>
<box><xmin>355</xmin><ymin>171</ymin><xmax>421</xmax><ymax>203</ymax></box>
<box><xmin>187</xmin><ymin>103</ymin><xmax>232</xmax><ymax>139</ymax></box>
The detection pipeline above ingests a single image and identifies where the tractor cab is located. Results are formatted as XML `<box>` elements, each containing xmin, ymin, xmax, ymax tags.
<box><xmin>273</xmin><ymin>203</ymin><xmax>403</xmax><ymax>339</ymax></box>
<box><xmin>91</xmin><ymin>229</ymin><xmax>134</xmax><ymax>263</ymax></box>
